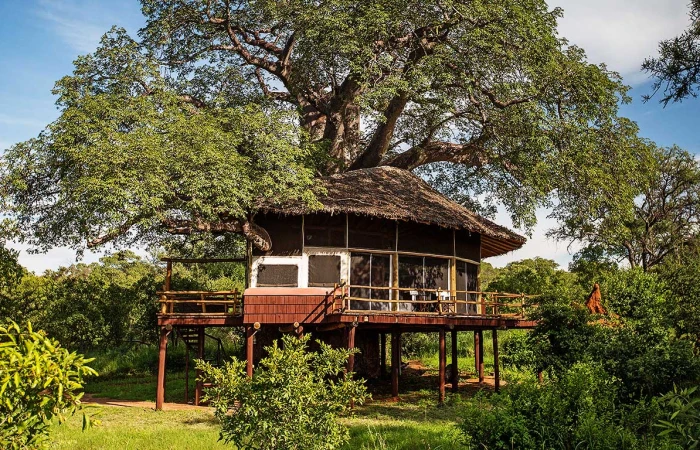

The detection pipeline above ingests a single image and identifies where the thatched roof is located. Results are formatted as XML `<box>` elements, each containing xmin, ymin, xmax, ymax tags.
<box><xmin>264</xmin><ymin>166</ymin><xmax>525</xmax><ymax>258</ymax></box>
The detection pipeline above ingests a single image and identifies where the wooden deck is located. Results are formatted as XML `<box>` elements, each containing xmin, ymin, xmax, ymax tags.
<box><xmin>157</xmin><ymin>287</ymin><xmax>536</xmax><ymax>330</ymax></box>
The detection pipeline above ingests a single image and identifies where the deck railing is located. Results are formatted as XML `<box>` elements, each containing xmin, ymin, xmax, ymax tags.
<box><xmin>333</xmin><ymin>284</ymin><xmax>537</xmax><ymax>319</ymax></box>
<box><xmin>158</xmin><ymin>290</ymin><xmax>242</xmax><ymax>316</ymax></box>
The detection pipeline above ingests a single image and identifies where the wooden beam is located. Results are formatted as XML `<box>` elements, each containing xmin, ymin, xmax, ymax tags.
<box><xmin>451</xmin><ymin>329</ymin><xmax>458</xmax><ymax>393</ymax></box>
<box><xmin>184</xmin><ymin>341</ymin><xmax>190</xmax><ymax>403</ymax></box>
<box><xmin>391</xmin><ymin>328</ymin><xmax>400</xmax><ymax>401</ymax></box>
<box><xmin>477</xmin><ymin>330</ymin><xmax>484</xmax><ymax>383</ymax></box>
<box><xmin>346</xmin><ymin>325</ymin><xmax>356</xmax><ymax>373</ymax></box>
<box><xmin>246</xmin><ymin>326</ymin><xmax>254</xmax><ymax>377</ymax></box>
<box><xmin>195</xmin><ymin>327</ymin><xmax>205</xmax><ymax>406</ymax></box>
<box><xmin>156</xmin><ymin>327</ymin><xmax>169</xmax><ymax>410</ymax></box>
<box><xmin>392</xmin><ymin>252</ymin><xmax>399</xmax><ymax>311</ymax></box>
<box><xmin>473</xmin><ymin>330</ymin><xmax>481</xmax><ymax>384</ymax></box>
<box><xmin>380</xmin><ymin>333</ymin><xmax>387</xmax><ymax>378</ymax></box>
<box><xmin>315</xmin><ymin>322</ymin><xmax>348</xmax><ymax>332</ymax></box>
<box><xmin>493</xmin><ymin>329</ymin><xmax>500</xmax><ymax>393</ymax></box>
<box><xmin>161</xmin><ymin>257</ymin><xmax>247</xmax><ymax>263</ymax></box>
<box><xmin>165</xmin><ymin>261</ymin><xmax>172</xmax><ymax>291</ymax></box>
<box><xmin>438</xmin><ymin>329</ymin><xmax>446</xmax><ymax>404</ymax></box>
<box><xmin>279</xmin><ymin>322</ymin><xmax>301</xmax><ymax>333</ymax></box>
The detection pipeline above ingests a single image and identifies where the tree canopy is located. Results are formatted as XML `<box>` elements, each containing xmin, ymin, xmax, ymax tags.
<box><xmin>1</xmin><ymin>0</ymin><xmax>649</xmax><ymax>251</ymax></box>
<box><xmin>551</xmin><ymin>145</ymin><xmax>700</xmax><ymax>271</ymax></box>
<box><xmin>643</xmin><ymin>0</ymin><xmax>700</xmax><ymax>105</ymax></box>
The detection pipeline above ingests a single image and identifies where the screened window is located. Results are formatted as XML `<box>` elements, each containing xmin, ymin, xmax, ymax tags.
<box><xmin>308</xmin><ymin>255</ymin><xmax>341</xmax><ymax>287</ymax></box>
<box><xmin>398</xmin><ymin>256</ymin><xmax>449</xmax><ymax>312</ymax></box>
<box><xmin>349</xmin><ymin>253</ymin><xmax>391</xmax><ymax>310</ymax></box>
<box><xmin>398</xmin><ymin>222</ymin><xmax>454</xmax><ymax>256</ymax></box>
<box><xmin>256</xmin><ymin>264</ymin><xmax>298</xmax><ymax>287</ymax></box>
<box><xmin>252</xmin><ymin>214</ymin><xmax>303</xmax><ymax>256</ymax></box>
<box><xmin>347</xmin><ymin>215</ymin><xmax>395</xmax><ymax>250</ymax></box>
<box><xmin>455</xmin><ymin>230</ymin><xmax>480</xmax><ymax>261</ymax></box>
<box><xmin>304</xmin><ymin>213</ymin><xmax>346</xmax><ymax>248</ymax></box>
<box><xmin>456</xmin><ymin>261</ymin><xmax>479</xmax><ymax>314</ymax></box>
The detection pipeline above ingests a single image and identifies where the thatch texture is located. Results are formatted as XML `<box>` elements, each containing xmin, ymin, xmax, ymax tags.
<box><xmin>262</xmin><ymin>166</ymin><xmax>525</xmax><ymax>258</ymax></box>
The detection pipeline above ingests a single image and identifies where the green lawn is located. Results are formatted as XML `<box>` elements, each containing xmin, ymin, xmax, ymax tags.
<box><xmin>52</xmin><ymin>387</ymin><xmax>467</xmax><ymax>449</ymax></box>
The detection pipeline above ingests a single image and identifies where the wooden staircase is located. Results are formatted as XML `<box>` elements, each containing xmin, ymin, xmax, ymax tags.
<box><xmin>176</xmin><ymin>327</ymin><xmax>228</xmax><ymax>404</ymax></box>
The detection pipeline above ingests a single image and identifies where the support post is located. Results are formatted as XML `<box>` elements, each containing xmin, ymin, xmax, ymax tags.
<box><xmin>474</xmin><ymin>330</ymin><xmax>483</xmax><ymax>384</ymax></box>
<box><xmin>246</xmin><ymin>326</ymin><xmax>254</xmax><ymax>378</ymax></box>
<box><xmin>438</xmin><ymin>328</ymin><xmax>446</xmax><ymax>404</ymax></box>
<box><xmin>184</xmin><ymin>340</ymin><xmax>189</xmax><ymax>403</ymax></box>
<box><xmin>347</xmin><ymin>325</ymin><xmax>357</xmax><ymax>408</ymax></box>
<box><xmin>451</xmin><ymin>329</ymin><xmax>458</xmax><ymax>392</ymax></box>
<box><xmin>493</xmin><ymin>329</ymin><xmax>500</xmax><ymax>393</ymax></box>
<box><xmin>194</xmin><ymin>327</ymin><xmax>204</xmax><ymax>406</ymax></box>
<box><xmin>477</xmin><ymin>330</ymin><xmax>484</xmax><ymax>383</ymax></box>
<box><xmin>156</xmin><ymin>327</ymin><xmax>169</xmax><ymax>410</ymax></box>
<box><xmin>391</xmin><ymin>328</ymin><xmax>400</xmax><ymax>401</ymax></box>
<box><xmin>346</xmin><ymin>325</ymin><xmax>356</xmax><ymax>373</ymax></box>
<box><xmin>380</xmin><ymin>333</ymin><xmax>387</xmax><ymax>378</ymax></box>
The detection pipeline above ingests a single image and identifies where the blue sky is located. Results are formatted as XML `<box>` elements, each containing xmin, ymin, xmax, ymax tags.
<box><xmin>0</xmin><ymin>0</ymin><xmax>699</xmax><ymax>272</ymax></box>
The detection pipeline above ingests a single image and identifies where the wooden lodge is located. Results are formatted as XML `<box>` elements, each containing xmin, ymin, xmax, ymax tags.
<box><xmin>155</xmin><ymin>167</ymin><xmax>537</xmax><ymax>409</ymax></box>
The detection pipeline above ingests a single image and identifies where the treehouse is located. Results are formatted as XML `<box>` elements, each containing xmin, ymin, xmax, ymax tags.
<box><xmin>155</xmin><ymin>167</ymin><xmax>537</xmax><ymax>409</ymax></box>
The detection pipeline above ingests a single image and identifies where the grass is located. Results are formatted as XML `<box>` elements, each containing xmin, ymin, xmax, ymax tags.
<box><xmin>51</xmin><ymin>389</ymin><xmax>467</xmax><ymax>450</ymax></box>
<box><xmin>51</xmin><ymin>405</ymin><xmax>228</xmax><ymax>450</ymax></box>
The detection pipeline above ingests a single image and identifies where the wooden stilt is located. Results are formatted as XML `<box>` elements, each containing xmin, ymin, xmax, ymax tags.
<box><xmin>156</xmin><ymin>327</ymin><xmax>169</xmax><ymax>410</ymax></box>
<box><xmin>438</xmin><ymin>329</ymin><xmax>446</xmax><ymax>404</ymax></box>
<box><xmin>391</xmin><ymin>329</ymin><xmax>400</xmax><ymax>401</ymax></box>
<box><xmin>347</xmin><ymin>325</ymin><xmax>357</xmax><ymax>408</ymax></box>
<box><xmin>537</xmin><ymin>369</ymin><xmax>543</xmax><ymax>383</ymax></box>
<box><xmin>346</xmin><ymin>325</ymin><xmax>356</xmax><ymax>373</ymax></box>
<box><xmin>451</xmin><ymin>329</ymin><xmax>458</xmax><ymax>393</ymax></box>
<box><xmin>493</xmin><ymin>329</ymin><xmax>500</xmax><ymax>393</ymax></box>
<box><xmin>380</xmin><ymin>333</ymin><xmax>387</xmax><ymax>378</ymax></box>
<box><xmin>184</xmin><ymin>340</ymin><xmax>189</xmax><ymax>403</ymax></box>
<box><xmin>246</xmin><ymin>326</ymin><xmax>254</xmax><ymax>378</ymax></box>
<box><xmin>194</xmin><ymin>327</ymin><xmax>204</xmax><ymax>406</ymax></box>
<box><xmin>474</xmin><ymin>330</ymin><xmax>482</xmax><ymax>384</ymax></box>
<box><xmin>477</xmin><ymin>329</ymin><xmax>484</xmax><ymax>383</ymax></box>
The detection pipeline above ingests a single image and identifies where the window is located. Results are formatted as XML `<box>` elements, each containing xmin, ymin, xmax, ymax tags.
<box><xmin>253</xmin><ymin>214</ymin><xmax>303</xmax><ymax>256</ymax></box>
<box><xmin>398</xmin><ymin>256</ymin><xmax>449</xmax><ymax>312</ymax></box>
<box><xmin>304</xmin><ymin>213</ymin><xmax>346</xmax><ymax>247</ymax></box>
<box><xmin>308</xmin><ymin>255</ymin><xmax>341</xmax><ymax>287</ymax></box>
<box><xmin>349</xmin><ymin>253</ymin><xmax>391</xmax><ymax>310</ymax></box>
<box><xmin>456</xmin><ymin>261</ymin><xmax>479</xmax><ymax>314</ymax></box>
<box><xmin>398</xmin><ymin>222</ymin><xmax>454</xmax><ymax>256</ymax></box>
<box><xmin>256</xmin><ymin>264</ymin><xmax>298</xmax><ymax>287</ymax></box>
<box><xmin>348</xmin><ymin>215</ymin><xmax>395</xmax><ymax>250</ymax></box>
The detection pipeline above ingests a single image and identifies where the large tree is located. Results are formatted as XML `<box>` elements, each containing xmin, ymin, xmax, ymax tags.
<box><xmin>643</xmin><ymin>0</ymin><xmax>700</xmax><ymax>105</ymax></box>
<box><xmin>551</xmin><ymin>145</ymin><xmax>700</xmax><ymax>271</ymax></box>
<box><xmin>1</xmin><ymin>0</ymin><xmax>645</xmax><ymax>252</ymax></box>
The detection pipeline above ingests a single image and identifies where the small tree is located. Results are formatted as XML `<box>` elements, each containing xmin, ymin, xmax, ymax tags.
<box><xmin>0</xmin><ymin>321</ymin><xmax>97</xmax><ymax>450</ymax></box>
<box><xmin>197</xmin><ymin>333</ymin><xmax>368</xmax><ymax>450</ymax></box>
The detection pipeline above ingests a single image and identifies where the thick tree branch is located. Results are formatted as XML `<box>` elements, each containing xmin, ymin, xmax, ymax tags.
<box><xmin>382</xmin><ymin>138</ymin><xmax>490</xmax><ymax>170</ymax></box>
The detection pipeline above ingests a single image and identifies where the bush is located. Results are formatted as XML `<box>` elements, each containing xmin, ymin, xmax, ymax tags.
<box><xmin>655</xmin><ymin>386</ymin><xmax>700</xmax><ymax>449</ymax></box>
<box><xmin>197</xmin><ymin>333</ymin><xmax>368</xmax><ymax>450</ymax></box>
<box><xmin>458</xmin><ymin>363</ymin><xmax>677</xmax><ymax>450</ymax></box>
<box><xmin>0</xmin><ymin>321</ymin><xmax>97</xmax><ymax>450</ymax></box>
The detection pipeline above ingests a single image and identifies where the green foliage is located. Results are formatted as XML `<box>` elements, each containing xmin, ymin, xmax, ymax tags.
<box><xmin>197</xmin><ymin>334</ymin><xmax>368</xmax><ymax>450</ymax></box>
<box><xmin>459</xmin><ymin>363</ymin><xmax>673</xmax><ymax>450</ymax></box>
<box><xmin>486</xmin><ymin>258</ymin><xmax>584</xmax><ymax>299</ymax></box>
<box><xmin>0</xmin><ymin>321</ymin><xmax>97</xmax><ymax>450</ymax></box>
<box><xmin>1</xmin><ymin>28</ymin><xmax>318</xmax><ymax>253</ymax></box>
<box><xmin>643</xmin><ymin>0</ymin><xmax>700</xmax><ymax>105</ymax></box>
<box><xmin>553</xmin><ymin>145</ymin><xmax>700</xmax><ymax>271</ymax></box>
<box><xmin>655</xmin><ymin>386</ymin><xmax>700</xmax><ymax>449</ymax></box>
<box><xmin>657</xmin><ymin>251</ymin><xmax>700</xmax><ymax>349</ymax></box>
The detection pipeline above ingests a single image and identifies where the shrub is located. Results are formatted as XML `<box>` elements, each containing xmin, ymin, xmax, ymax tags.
<box><xmin>197</xmin><ymin>333</ymin><xmax>368</xmax><ymax>450</ymax></box>
<box><xmin>459</xmin><ymin>363</ymin><xmax>674</xmax><ymax>450</ymax></box>
<box><xmin>655</xmin><ymin>386</ymin><xmax>700</xmax><ymax>449</ymax></box>
<box><xmin>0</xmin><ymin>321</ymin><xmax>97</xmax><ymax>450</ymax></box>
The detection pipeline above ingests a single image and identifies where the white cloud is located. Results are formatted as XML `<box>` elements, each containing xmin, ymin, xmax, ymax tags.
<box><xmin>35</xmin><ymin>0</ymin><xmax>142</xmax><ymax>55</ymax></box>
<box><xmin>550</xmin><ymin>0</ymin><xmax>692</xmax><ymax>84</ymax></box>
<box><xmin>35</xmin><ymin>0</ymin><xmax>110</xmax><ymax>54</ymax></box>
